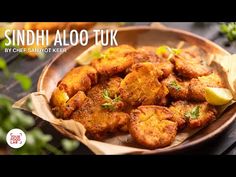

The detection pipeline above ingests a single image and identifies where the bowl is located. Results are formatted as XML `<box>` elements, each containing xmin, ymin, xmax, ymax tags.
<box><xmin>37</xmin><ymin>26</ymin><xmax>236</xmax><ymax>154</ymax></box>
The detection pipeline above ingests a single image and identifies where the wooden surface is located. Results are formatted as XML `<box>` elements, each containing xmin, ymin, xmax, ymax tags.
<box><xmin>1</xmin><ymin>22</ymin><xmax>236</xmax><ymax>155</ymax></box>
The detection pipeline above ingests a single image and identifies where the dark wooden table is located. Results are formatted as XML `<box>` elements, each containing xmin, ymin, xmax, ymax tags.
<box><xmin>1</xmin><ymin>22</ymin><xmax>236</xmax><ymax>155</ymax></box>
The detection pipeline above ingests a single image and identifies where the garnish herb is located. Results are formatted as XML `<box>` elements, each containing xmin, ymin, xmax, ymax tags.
<box><xmin>168</xmin><ymin>81</ymin><xmax>181</xmax><ymax>91</ymax></box>
<box><xmin>101</xmin><ymin>89</ymin><xmax>121</xmax><ymax>111</ymax></box>
<box><xmin>156</xmin><ymin>45</ymin><xmax>182</xmax><ymax>60</ymax></box>
<box><xmin>184</xmin><ymin>106</ymin><xmax>200</xmax><ymax>120</ymax></box>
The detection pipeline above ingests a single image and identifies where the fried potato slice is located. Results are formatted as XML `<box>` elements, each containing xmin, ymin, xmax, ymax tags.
<box><xmin>126</xmin><ymin>47</ymin><xmax>160</xmax><ymax>64</ymax></box>
<box><xmin>162</xmin><ymin>74</ymin><xmax>189</xmax><ymax>101</ymax></box>
<box><xmin>157</xmin><ymin>60</ymin><xmax>174</xmax><ymax>79</ymax></box>
<box><xmin>169</xmin><ymin>101</ymin><xmax>187</xmax><ymax>129</ymax></box>
<box><xmin>169</xmin><ymin>101</ymin><xmax>217</xmax><ymax>129</ymax></box>
<box><xmin>126</xmin><ymin>46</ymin><xmax>174</xmax><ymax>78</ymax></box>
<box><xmin>129</xmin><ymin>106</ymin><xmax>177</xmax><ymax>149</ymax></box>
<box><xmin>50</xmin><ymin>66</ymin><xmax>97</xmax><ymax>119</ymax></box>
<box><xmin>119</xmin><ymin>62</ymin><xmax>166</xmax><ymax>106</ymax></box>
<box><xmin>171</xmin><ymin>53</ymin><xmax>211</xmax><ymax>79</ymax></box>
<box><xmin>91</xmin><ymin>45</ymin><xmax>135</xmax><ymax>75</ymax></box>
<box><xmin>71</xmin><ymin>77</ymin><xmax>130</xmax><ymax>140</ymax></box>
<box><xmin>51</xmin><ymin>91</ymin><xmax>87</xmax><ymax>119</ymax></box>
<box><xmin>189</xmin><ymin>72</ymin><xmax>226</xmax><ymax>101</ymax></box>
<box><xmin>56</xmin><ymin>66</ymin><xmax>97</xmax><ymax>97</ymax></box>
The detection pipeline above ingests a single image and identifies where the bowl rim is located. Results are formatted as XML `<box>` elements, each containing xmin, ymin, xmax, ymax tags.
<box><xmin>37</xmin><ymin>25</ymin><xmax>236</xmax><ymax>154</ymax></box>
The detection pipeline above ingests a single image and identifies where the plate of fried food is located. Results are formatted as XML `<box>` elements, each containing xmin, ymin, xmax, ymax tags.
<box><xmin>15</xmin><ymin>26</ymin><xmax>236</xmax><ymax>154</ymax></box>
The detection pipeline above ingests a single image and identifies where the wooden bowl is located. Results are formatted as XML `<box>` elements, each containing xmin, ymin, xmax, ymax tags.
<box><xmin>37</xmin><ymin>26</ymin><xmax>236</xmax><ymax>154</ymax></box>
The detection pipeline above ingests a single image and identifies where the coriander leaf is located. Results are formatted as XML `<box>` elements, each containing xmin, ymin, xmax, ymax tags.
<box><xmin>61</xmin><ymin>139</ymin><xmax>79</xmax><ymax>152</ymax></box>
<box><xmin>13</xmin><ymin>73</ymin><xmax>32</xmax><ymax>91</ymax></box>
<box><xmin>168</xmin><ymin>81</ymin><xmax>181</xmax><ymax>91</ymax></box>
<box><xmin>184</xmin><ymin>106</ymin><xmax>200</xmax><ymax>120</ymax></box>
<box><xmin>113</xmin><ymin>94</ymin><xmax>121</xmax><ymax>102</ymax></box>
<box><xmin>102</xmin><ymin>89</ymin><xmax>111</xmax><ymax>100</ymax></box>
<box><xmin>101</xmin><ymin>102</ymin><xmax>115</xmax><ymax>111</ymax></box>
<box><xmin>101</xmin><ymin>90</ymin><xmax>122</xmax><ymax>111</ymax></box>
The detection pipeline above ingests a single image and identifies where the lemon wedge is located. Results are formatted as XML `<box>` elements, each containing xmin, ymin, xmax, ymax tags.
<box><xmin>204</xmin><ymin>87</ymin><xmax>233</xmax><ymax>106</ymax></box>
<box><xmin>75</xmin><ymin>42</ymin><xmax>102</xmax><ymax>65</ymax></box>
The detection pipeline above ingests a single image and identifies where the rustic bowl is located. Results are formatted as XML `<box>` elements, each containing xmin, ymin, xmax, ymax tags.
<box><xmin>37</xmin><ymin>26</ymin><xmax>236</xmax><ymax>154</ymax></box>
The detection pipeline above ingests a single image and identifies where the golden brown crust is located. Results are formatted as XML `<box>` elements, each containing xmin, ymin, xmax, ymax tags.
<box><xmin>129</xmin><ymin>106</ymin><xmax>177</xmax><ymax>149</ymax></box>
<box><xmin>162</xmin><ymin>74</ymin><xmax>189</xmax><ymax>101</ymax></box>
<box><xmin>172</xmin><ymin>55</ymin><xmax>211</xmax><ymax>79</ymax></box>
<box><xmin>169</xmin><ymin>102</ymin><xmax>187</xmax><ymax>129</ymax></box>
<box><xmin>169</xmin><ymin>101</ymin><xmax>217</xmax><ymax>129</ymax></box>
<box><xmin>50</xmin><ymin>44</ymin><xmax>223</xmax><ymax>149</ymax></box>
<box><xmin>189</xmin><ymin>72</ymin><xmax>226</xmax><ymax>101</ymax></box>
<box><xmin>125</xmin><ymin>47</ymin><xmax>174</xmax><ymax>78</ymax></box>
<box><xmin>51</xmin><ymin>91</ymin><xmax>87</xmax><ymax>119</ymax></box>
<box><xmin>57</xmin><ymin>66</ymin><xmax>97</xmax><ymax>97</ymax></box>
<box><xmin>119</xmin><ymin>62</ymin><xmax>165</xmax><ymax>106</ymax></box>
<box><xmin>50</xmin><ymin>66</ymin><xmax>97</xmax><ymax>119</ymax></box>
<box><xmin>156</xmin><ymin>60</ymin><xmax>174</xmax><ymax>79</ymax></box>
<box><xmin>71</xmin><ymin>77</ymin><xmax>130</xmax><ymax>140</ymax></box>
<box><xmin>91</xmin><ymin>45</ymin><xmax>135</xmax><ymax>75</ymax></box>
<box><xmin>126</xmin><ymin>47</ymin><xmax>160</xmax><ymax>64</ymax></box>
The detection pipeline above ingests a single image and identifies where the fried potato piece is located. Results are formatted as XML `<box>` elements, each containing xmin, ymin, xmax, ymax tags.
<box><xmin>162</xmin><ymin>74</ymin><xmax>189</xmax><ymax>101</ymax></box>
<box><xmin>119</xmin><ymin>62</ymin><xmax>166</xmax><ymax>106</ymax></box>
<box><xmin>171</xmin><ymin>53</ymin><xmax>211</xmax><ymax>79</ymax></box>
<box><xmin>71</xmin><ymin>77</ymin><xmax>130</xmax><ymax>140</ymax></box>
<box><xmin>180</xmin><ymin>46</ymin><xmax>203</xmax><ymax>59</ymax></box>
<box><xmin>157</xmin><ymin>60</ymin><xmax>174</xmax><ymax>79</ymax></box>
<box><xmin>189</xmin><ymin>72</ymin><xmax>225</xmax><ymax>101</ymax></box>
<box><xmin>126</xmin><ymin>47</ymin><xmax>174</xmax><ymax>78</ymax></box>
<box><xmin>129</xmin><ymin>106</ymin><xmax>177</xmax><ymax>149</ymax></box>
<box><xmin>54</xmin><ymin>66</ymin><xmax>97</xmax><ymax>98</ymax></box>
<box><xmin>91</xmin><ymin>45</ymin><xmax>136</xmax><ymax>75</ymax></box>
<box><xmin>50</xmin><ymin>66</ymin><xmax>97</xmax><ymax>119</ymax></box>
<box><xmin>51</xmin><ymin>91</ymin><xmax>87</xmax><ymax>119</ymax></box>
<box><xmin>127</xmin><ymin>47</ymin><xmax>160</xmax><ymax>64</ymax></box>
<box><xmin>169</xmin><ymin>101</ymin><xmax>217</xmax><ymax>129</ymax></box>
<box><xmin>169</xmin><ymin>101</ymin><xmax>187</xmax><ymax>129</ymax></box>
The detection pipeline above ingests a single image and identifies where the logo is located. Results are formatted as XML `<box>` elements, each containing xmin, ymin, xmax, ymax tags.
<box><xmin>6</xmin><ymin>129</ymin><xmax>26</xmax><ymax>149</ymax></box>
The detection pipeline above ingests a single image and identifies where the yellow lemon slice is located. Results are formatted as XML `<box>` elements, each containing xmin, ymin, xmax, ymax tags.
<box><xmin>205</xmin><ymin>87</ymin><xmax>233</xmax><ymax>106</ymax></box>
<box><xmin>75</xmin><ymin>42</ymin><xmax>102</xmax><ymax>65</ymax></box>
